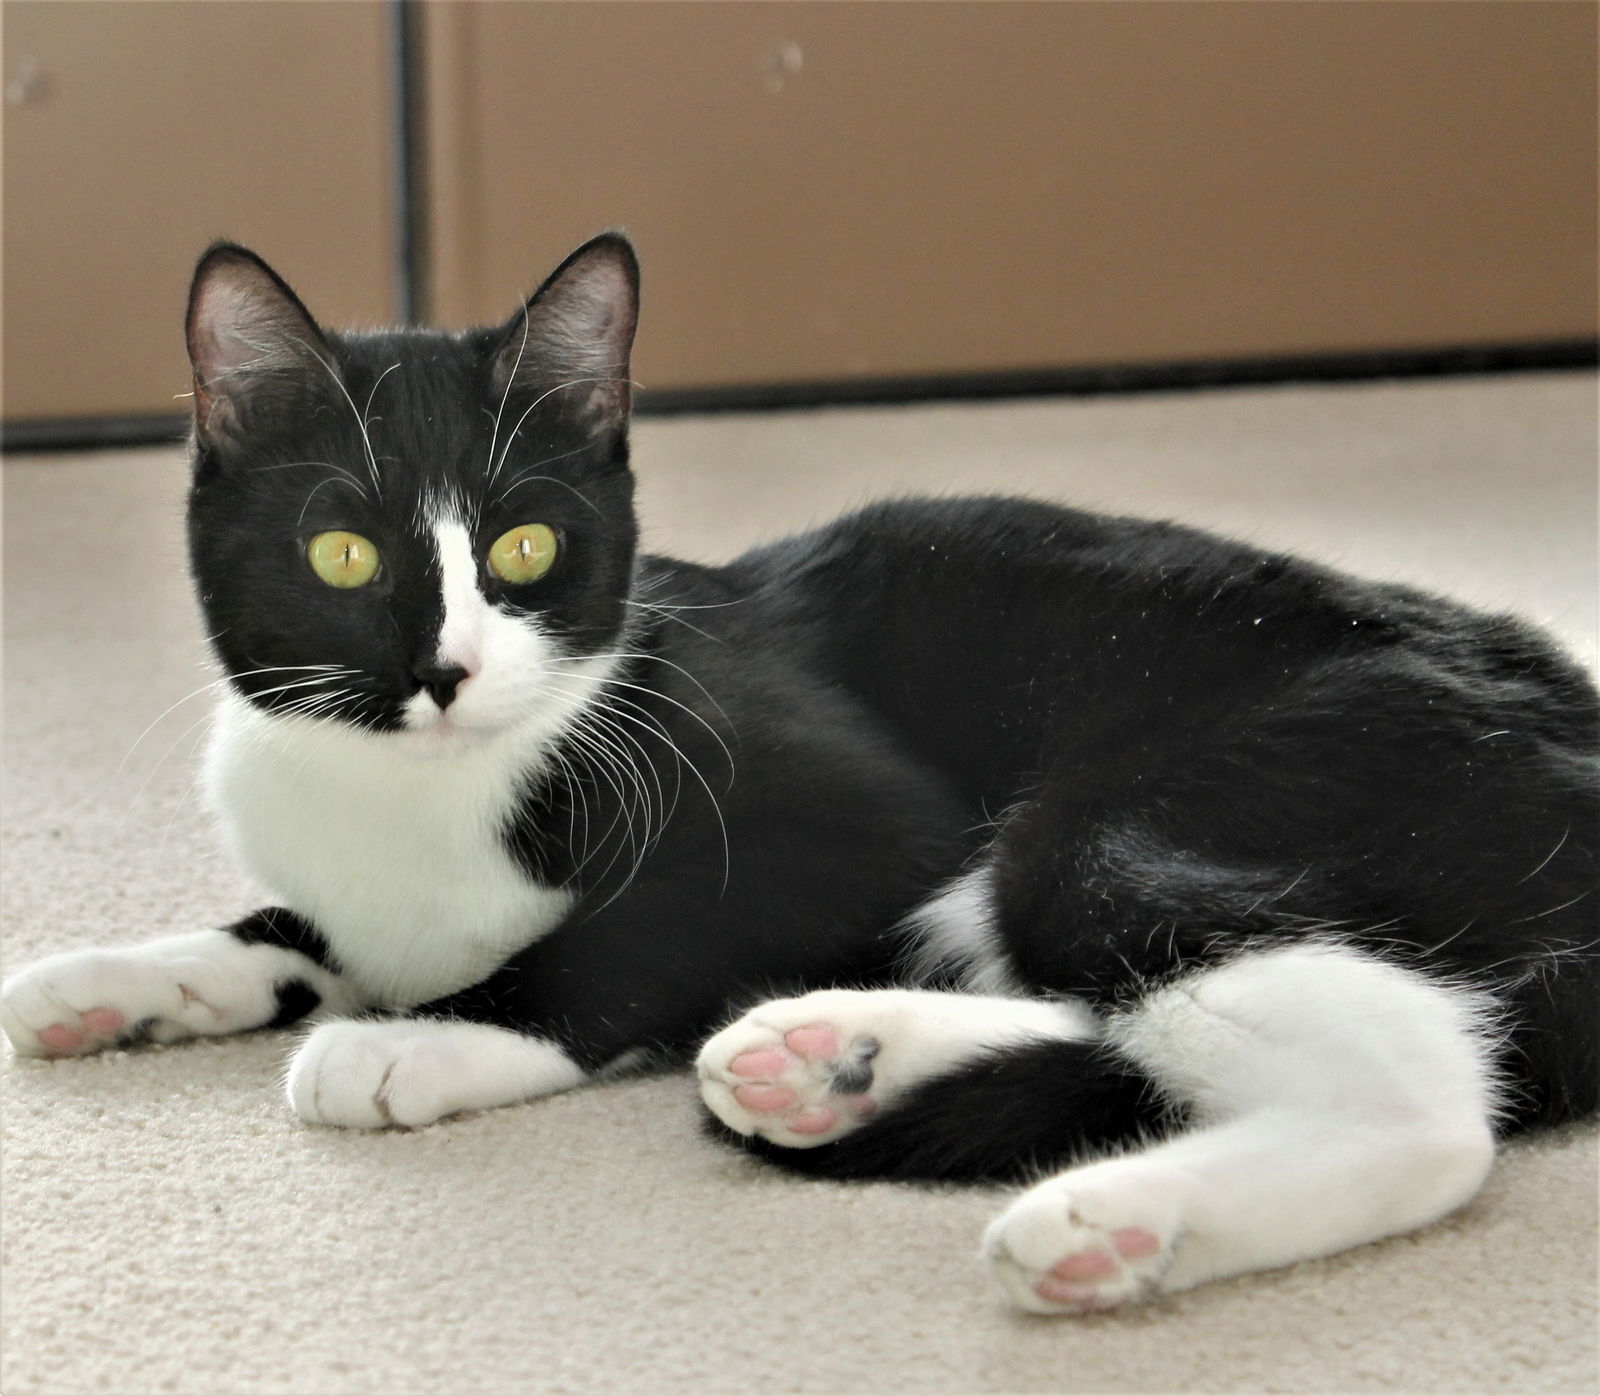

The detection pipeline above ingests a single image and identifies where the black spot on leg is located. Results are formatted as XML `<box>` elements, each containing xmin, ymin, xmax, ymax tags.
<box><xmin>267</xmin><ymin>979</ymin><xmax>321</xmax><ymax>1029</ymax></box>
<box><xmin>123</xmin><ymin>1018</ymin><xmax>158</xmax><ymax>1047</ymax></box>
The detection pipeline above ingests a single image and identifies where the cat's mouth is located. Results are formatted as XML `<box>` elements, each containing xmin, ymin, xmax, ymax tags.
<box><xmin>398</xmin><ymin>680</ymin><xmax>512</xmax><ymax>749</ymax></box>
<box><xmin>404</xmin><ymin>697</ymin><xmax>479</xmax><ymax>742</ymax></box>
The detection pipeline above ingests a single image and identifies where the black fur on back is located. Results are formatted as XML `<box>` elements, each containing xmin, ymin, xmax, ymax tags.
<box><xmin>461</xmin><ymin>494</ymin><xmax>1597</xmax><ymax>1152</ymax></box>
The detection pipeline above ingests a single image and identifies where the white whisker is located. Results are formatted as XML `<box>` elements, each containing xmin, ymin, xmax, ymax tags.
<box><xmin>490</xmin><ymin>376</ymin><xmax>634</xmax><ymax>487</ymax></box>
<box><xmin>295</xmin><ymin>338</ymin><xmax>389</xmax><ymax>499</ymax></box>
<box><xmin>485</xmin><ymin>304</ymin><xmax>532</xmax><ymax>489</ymax></box>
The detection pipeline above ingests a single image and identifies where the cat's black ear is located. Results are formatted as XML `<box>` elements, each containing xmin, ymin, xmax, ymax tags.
<box><xmin>185</xmin><ymin>243</ymin><xmax>333</xmax><ymax>444</ymax></box>
<box><xmin>491</xmin><ymin>232</ymin><xmax>639</xmax><ymax>441</ymax></box>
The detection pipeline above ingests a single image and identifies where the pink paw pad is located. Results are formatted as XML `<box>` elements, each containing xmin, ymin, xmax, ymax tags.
<box><xmin>1109</xmin><ymin>1227</ymin><xmax>1161</xmax><ymax>1258</ymax></box>
<box><xmin>38</xmin><ymin>1024</ymin><xmax>85</xmax><ymax>1053</ymax></box>
<box><xmin>709</xmin><ymin>1018</ymin><xmax>876</xmax><ymax>1144</ymax></box>
<box><xmin>787</xmin><ymin>1106</ymin><xmax>838</xmax><ymax>1135</ymax></box>
<box><xmin>729</xmin><ymin>1049</ymin><xmax>788</xmax><ymax>1078</ymax></box>
<box><xmin>732</xmin><ymin>1083</ymin><xmax>796</xmax><ymax>1113</ymax></box>
<box><xmin>783</xmin><ymin>1025</ymin><xmax>839</xmax><ymax>1060</ymax></box>
<box><xmin>1032</xmin><ymin>1226</ymin><xmax>1165</xmax><ymax>1306</ymax></box>
<box><xmin>1049</xmin><ymin>1248</ymin><xmax>1118</xmax><ymax>1282</ymax></box>
<box><xmin>81</xmin><ymin>1008</ymin><xmax>125</xmax><ymax>1035</ymax></box>
<box><xmin>1035</xmin><ymin>1277</ymin><xmax>1110</xmax><ymax>1306</ymax></box>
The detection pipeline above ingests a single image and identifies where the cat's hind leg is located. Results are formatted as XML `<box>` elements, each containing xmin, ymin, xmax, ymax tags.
<box><xmin>696</xmin><ymin>987</ymin><xmax>1097</xmax><ymax>1149</ymax></box>
<box><xmin>984</xmin><ymin>942</ymin><xmax>1499</xmax><ymax>1313</ymax></box>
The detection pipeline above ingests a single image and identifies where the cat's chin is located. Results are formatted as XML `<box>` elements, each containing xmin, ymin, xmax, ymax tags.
<box><xmin>397</xmin><ymin>712</ymin><xmax>504</xmax><ymax>753</ymax></box>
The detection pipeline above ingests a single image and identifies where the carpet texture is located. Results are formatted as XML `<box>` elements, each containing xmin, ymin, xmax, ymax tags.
<box><xmin>3</xmin><ymin>373</ymin><xmax>1597</xmax><ymax>1394</ymax></box>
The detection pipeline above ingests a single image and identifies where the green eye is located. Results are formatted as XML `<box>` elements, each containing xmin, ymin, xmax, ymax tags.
<box><xmin>488</xmin><ymin>523</ymin><xmax>559</xmax><ymax>584</ymax></box>
<box><xmin>307</xmin><ymin>531</ymin><xmax>380</xmax><ymax>588</ymax></box>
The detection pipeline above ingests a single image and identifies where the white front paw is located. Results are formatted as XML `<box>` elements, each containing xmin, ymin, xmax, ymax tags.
<box><xmin>1</xmin><ymin>935</ymin><xmax>279</xmax><ymax>1057</ymax></box>
<box><xmin>288</xmin><ymin>1020</ymin><xmax>439</xmax><ymax>1128</ymax></box>
<box><xmin>287</xmin><ymin>1018</ymin><xmax>586</xmax><ymax>1129</ymax></box>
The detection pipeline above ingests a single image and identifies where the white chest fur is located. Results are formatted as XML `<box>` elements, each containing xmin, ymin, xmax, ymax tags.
<box><xmin>205</xmin><ymin>693</ymin><xmax>573</xmax><ymax>1007</ymax></box>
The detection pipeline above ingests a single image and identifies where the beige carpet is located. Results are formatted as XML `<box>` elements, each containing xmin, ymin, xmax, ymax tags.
<box><xmin>3</xmin><ymin>373</ymin><xmax>1597</xmax><ymax>1395</ymax></box>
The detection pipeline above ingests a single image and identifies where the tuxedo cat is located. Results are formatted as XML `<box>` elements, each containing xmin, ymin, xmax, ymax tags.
<box><xmin>3</xmin><ymin>234</ymin><xmax>1595</xmax><ymax>1314</ymax></box>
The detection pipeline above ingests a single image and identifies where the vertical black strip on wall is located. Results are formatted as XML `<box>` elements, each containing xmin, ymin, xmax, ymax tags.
<box><xmin>388</xmin><ymin>0</ymin><xmax>430</xmax><ymax>325</ymax></box>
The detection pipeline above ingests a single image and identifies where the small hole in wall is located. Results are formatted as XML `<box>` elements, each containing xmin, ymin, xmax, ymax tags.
<box><xmin>762</xmin><ymin>42</ymin><xmax>804</xmax><ymax>94</ymax></box>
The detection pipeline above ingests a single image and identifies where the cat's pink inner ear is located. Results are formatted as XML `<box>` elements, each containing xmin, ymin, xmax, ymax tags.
<box><xmin>188</xmin><ymin>278</ymin><xmax>263</xmax><ymax>429</ymax></box>
<box><xmin>185</xmin><ymin>247</ymin><xmax>328</xmax><ymax>439</ymax></box>
<box><xmin>494</xmin><ymin>236</ymin><xmax>639</xmax><ymax>427</ymax></box>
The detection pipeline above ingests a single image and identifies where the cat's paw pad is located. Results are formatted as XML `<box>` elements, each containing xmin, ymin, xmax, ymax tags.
<box><xmin>697</xmin><ymin>1006</ymin><xmax>883</xmax><ymax>1148</ymax></box>
<box><xmin>2</xmin><ymin>949</ymin><xmax>197</xmax><ymax>1057</ymax></box>
<box><xmin>983</xmin><ymin>1169</ymin><xmax>1184</xmax><ymax>1314</ymax></box>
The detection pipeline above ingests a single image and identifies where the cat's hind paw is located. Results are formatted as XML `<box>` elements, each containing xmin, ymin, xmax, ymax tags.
<box><xmin>698</xmin><ymin>987</ymin><xmax>1094</xmax><ymax>1151</ymax></box>
<box><xmin>697</xmin><ymin>1006</ymin><xmax>883</xmax><ymax>1148</ymax></box>
<box><xmin>983</xmin><ymin>1165</ymin><xmax>1185</xmax><ymax>1314</ymax></box>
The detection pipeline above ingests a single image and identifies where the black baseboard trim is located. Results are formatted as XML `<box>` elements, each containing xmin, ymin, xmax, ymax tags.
<box><xmin>632</xmin><ymin>338</ymin><xmax>1599</xmax><ymax>415</ymax></box>
<box><xmin>3</xmin><ymin>411</ymin><xmax>192</xmax><ymax>453</ymax></box>
<box><xmin>5</xmin><ymin>338</ymin><xmax>1594</xmax><ymax>453</ymax></box>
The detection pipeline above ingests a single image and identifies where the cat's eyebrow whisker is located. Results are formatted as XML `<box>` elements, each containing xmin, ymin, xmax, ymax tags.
<box><xmin>363</xmin><ymin>361</ymin><xmax>402</xmax><ymax>435</ymax></box>
<box><xmin>257</xmin><ymin>458</ymin><xmax>373</xmax><ymax>519</ymax></box>
<box><xmin>490</xmin><ymin>376</ymin><xmax>633</xmax><ymax>487</ymax></box>
<box><xmin>298</xmin><ymin>474</ymin><xmax>368</xmax><ymax>529</ymax></box>
<box><xmin>294</xmin><ymin>337</ymin><xmax>387</xmax><ymax>500</ymax></box>
<box><xmin>486</xmin><ymin>304</ymin><xmax>532</xmax><ymax>487</ymax></box>
<box><xmin>489</xmin><ymin>456</ymin><xmax>603</xmax><ymax>515</ymax></box>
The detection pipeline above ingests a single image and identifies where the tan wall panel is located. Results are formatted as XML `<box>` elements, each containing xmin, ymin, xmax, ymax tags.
<box><xmin>2</xmin><ymin>1</ymin><xmax>394</xmax><ymax>420</ymax></box>
<box><xmin>425</xmin><ymin>1</ymin><xmax>1597</xmax><ymax>390</ymax></box>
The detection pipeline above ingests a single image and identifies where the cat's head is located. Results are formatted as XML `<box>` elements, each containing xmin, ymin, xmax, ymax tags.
<box><xmin>184</xmin><ymin>233</ymin><xmax>640</xmax><ymax>750</ymax></box>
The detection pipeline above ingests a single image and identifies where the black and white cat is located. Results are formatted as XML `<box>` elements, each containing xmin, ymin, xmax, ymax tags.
<box><xmin>3</xmin><ymin>234</ymin><xmax>1596</xmax><ymax>1313</ymax></box>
